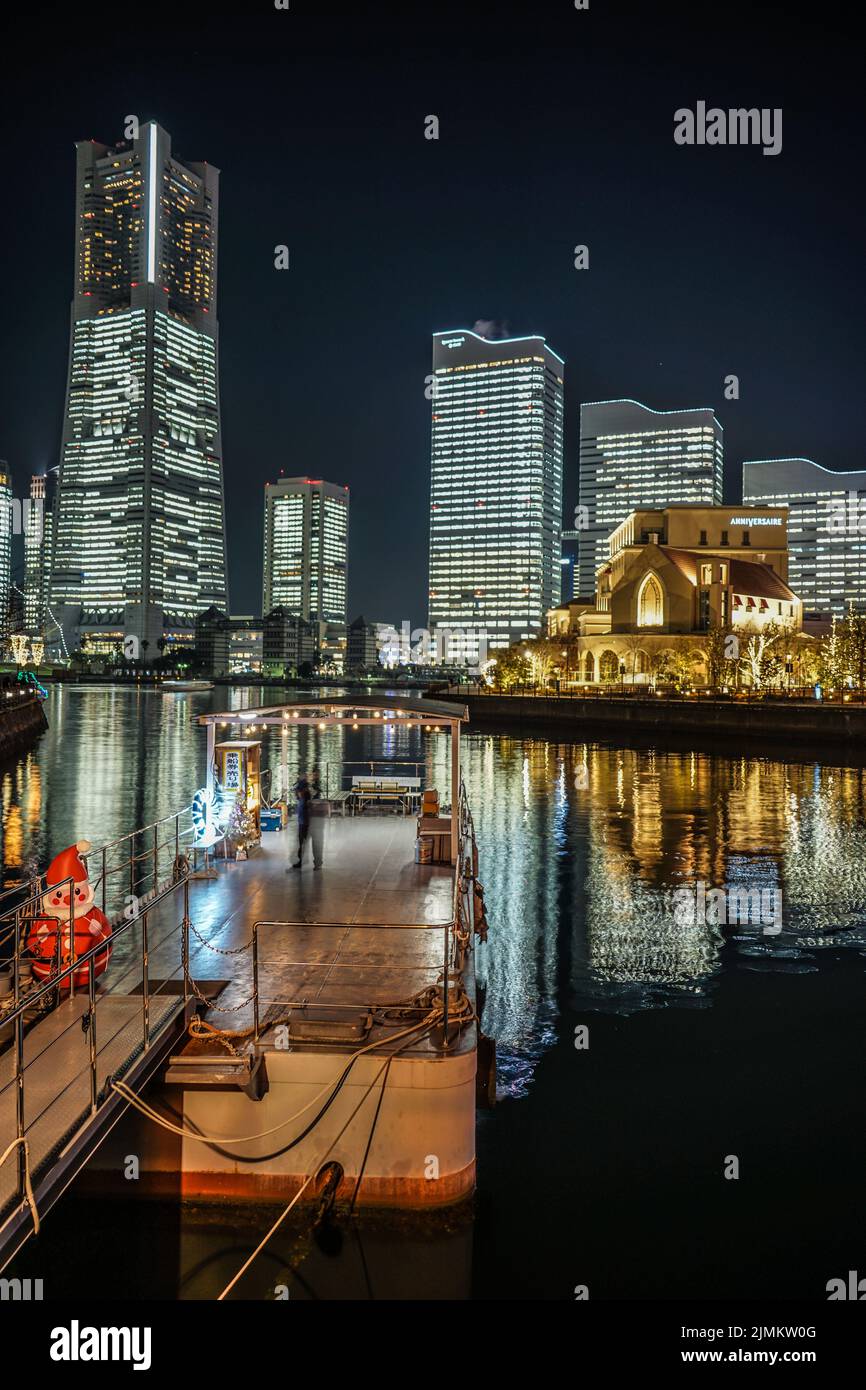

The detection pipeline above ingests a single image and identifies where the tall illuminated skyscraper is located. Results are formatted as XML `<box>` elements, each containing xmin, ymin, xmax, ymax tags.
<box><xmin>0</xmin><ymin>462</ymin><xmax>12</xmax><ymax>638</ymax></box>
<box><xmin>23</xmin><ymin>474</ymin><xmax>47</xmax><ymax>635</ymax></box>
<box><xmin>428</xmin><ymin>328</ymin><xmax>564</xmax><ymax>656</ymax></box>
<box><xmin>743</xmin><ymin>456</ymin><xmax>866</xmax><ymax>618</ymax></box>
<box><xmin>51</xmin><ymin>121</ymin><xmax>228</xmax><ymax>656</ymax></box>
<box><xmin>262</xmin><ymin>477</ymin><xmax>350</xmax><ymax>668</ymax></box>
<box><xmin>578</xmin><ymin>400</ymin><xmax>723</xmax><ymax>597</ymax></box>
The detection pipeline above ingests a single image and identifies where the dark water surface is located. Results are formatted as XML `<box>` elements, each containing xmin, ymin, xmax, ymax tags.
<box><xmin>4</xmin><ymin>685</ymin><xmax>865</xmax><ymax>1299</ymax></box>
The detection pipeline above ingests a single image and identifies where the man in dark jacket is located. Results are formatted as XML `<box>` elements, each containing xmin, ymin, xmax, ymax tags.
<box><xmin>308</xmin><ymin>766</ymin><xmax>325</xmax><ymax>869</ymax></box>
<box><xmin>291</xmin><ymin>776</ymin><xmax>311</xmax><ymax>869</ymax></box>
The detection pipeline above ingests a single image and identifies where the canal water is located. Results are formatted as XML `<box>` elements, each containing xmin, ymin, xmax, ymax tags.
<box><xmin>4</xmin><ymin>685</ymin><xmax>865</xmax><ymax>1299</ymax></box>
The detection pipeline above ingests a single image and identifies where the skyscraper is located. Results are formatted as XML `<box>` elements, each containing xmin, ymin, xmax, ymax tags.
<box><xmin>577</xmin><ymin>400</ymin><xmax>723</xmax><ymax>598</ymax></box>
<box><xmin>50</xmin><ymin>121</ymin><xmax>228</xmax><ymax>657</ymax></box>
<box><xmin>0</xmin><ymin>462</ymin><xmax>12</xmax><ymax>638</ymax></box>
<box><xmin>23</xmin><ymin>474</ymin><xmax>46</xmax><ymax>635</ymax></box>
<box><xmin>262</xmin><ymin>477</ymin><xmax>349</xmax><ymax>669</ymax></box>
<box><xmin>743</xmin><ymin>457</ymin><xmax>866</xmax><ymax>618</ymax></box>
<box><xmin>428</xmin><ymin>328</ymin><xmax>564</xmax><ymax>657</ymax></box>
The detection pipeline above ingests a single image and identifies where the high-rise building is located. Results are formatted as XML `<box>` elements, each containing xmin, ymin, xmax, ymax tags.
<box><xmin>428</xmin><ymin>328</ymin><xmax>564</xmax><ymax>657</ymax></box>
<box><xmin>578</xmin><ymin>400</ymin><xmax>723</xmax><ymax>598</ymax></box>
<box><xmin>743</xmin><ymin>457</ymin><xmax>866</xmax><ymax>618</ymax></box>
<box><xmin>24</xmin><ymin>475</ymin><xmax>47</xmax><ymax>635</ymax></box>
<box><xmin>346</xmin><ymin>615</ymin><xmax>388</xmax><ymax>672</ymax></box>
<box><xmin>50</xmin><ymin>121</ymin><xmax>228</xmax><ymax>657</ymax></box>
<box><xmin>0</xmin><ymin>462</ymin><xmax>12</xmax><ymax>638</ymax></box>
<box><xmin>262</xmin><ymin>477</ymin><xmax>349</xmax><ymax>669</ymax></box>
<box><xmin>262</xmin><ymin>607</ymin><xmax>316</xmax><ymax>676</ymax></box>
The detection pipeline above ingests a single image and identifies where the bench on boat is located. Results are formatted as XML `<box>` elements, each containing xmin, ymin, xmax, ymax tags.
<box><xmin>349</xmin><ymin>776</ymin><xmax>422</xmax><ymax>814</ymax></box>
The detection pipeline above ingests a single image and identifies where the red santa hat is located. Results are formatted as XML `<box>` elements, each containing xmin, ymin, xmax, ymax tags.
<box><xmin>45</xmin><ymin>841</ymin><xmax>92</xmax><ymax>887</ymax></box>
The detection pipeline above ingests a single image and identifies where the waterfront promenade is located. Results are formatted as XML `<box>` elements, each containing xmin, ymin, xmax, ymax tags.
<box><xmin>442</xmin><ymin>686</ymin><xmax>866</xmax><ymax>745</ymax></box>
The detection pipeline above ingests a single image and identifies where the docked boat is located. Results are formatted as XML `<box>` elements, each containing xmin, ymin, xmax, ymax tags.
<box><xmin>0</xmin><ymin>695</ymin><xmax>491</xmax><ymax>1271</ymax></box>
<box><xmin>161</xmin><ymin>679</ymin><xmax>214</xmax><ymax>691</ymax></box>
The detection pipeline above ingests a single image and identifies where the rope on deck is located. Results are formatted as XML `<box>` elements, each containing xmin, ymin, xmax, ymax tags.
<box><xmin>0</xmin><ymin>1137</ymin><xmax>40</xmax><ymax>1235</ymax></box>
<box><xmin>110</xmin><ymin>1007</ymin><xmax>451</xmax><ymax>1148</ymax></box>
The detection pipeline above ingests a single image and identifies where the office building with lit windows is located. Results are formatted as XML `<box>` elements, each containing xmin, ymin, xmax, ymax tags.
<box><xmin>428</xmin><ymin>328</ymin><xmax>564</xmax><ymax>658</ymax></box>
<box><xmin>262</xmin><ymin>477</ymin><xmax>349</xmax><ymax>669</ymax></box>
<box><xmin>50</xmin><ymin>121</ymin><xmax>228</xmax><ymax>657</ymax></box>
<box><xmin>0</xmin><ymin>461</ymin><xmax>12</xmax><ymax>637</ymax></box>
<box><xmin>743</xmin><ymin>457</ymin><xmax>866</xmax><ymax>618</ymax></box>
<box><xmin>23</xmin><ymin>474</ymin><xmax>47</xmax><ymax>635</ymax></box>
<box><xmin>577</xmin><ymin>400</ymin><xmax>723</xmax><ymax>599</ymax></box>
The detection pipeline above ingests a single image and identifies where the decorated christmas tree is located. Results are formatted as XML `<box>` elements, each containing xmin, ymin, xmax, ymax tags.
<box><xmin>227</xmin><ymin>798</ymin><xmax>257</xmax><ymax>857</ymax></box>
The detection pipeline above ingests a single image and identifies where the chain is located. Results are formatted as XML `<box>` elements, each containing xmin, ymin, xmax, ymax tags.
<box><xmin>188</xmin><ymin>1015</ymin><xmax>244</xmax><ymax>1058</ymax></box>
<box><xmin>188</xmin><ymin>919</ymin><xmax>253</xmax><ymax>957</ymax></box>
<box><xmin>183</xmin><ymin>966</ymin><xmax>255</xmax><ymax>1014</ymax></box>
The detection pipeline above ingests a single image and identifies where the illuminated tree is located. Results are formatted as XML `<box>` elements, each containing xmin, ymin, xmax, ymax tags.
<box><xmin>522</xmin><ymin>638</ymin><xmax>561</xmax><ymax>687</ymax></box>
<box><xmin>738</xmin><ymin>621</ymin><xmax>784</xmax><ymax>689</ymax></box>
<box><xmin>493</xmin><ymin>646</ymin><xmax>531</xmax><ymax>690</ymax></box>
<box><xmin>816</xmin><ymin>618</ymin><xmax>850</xmax><ymax>691</ymax></box>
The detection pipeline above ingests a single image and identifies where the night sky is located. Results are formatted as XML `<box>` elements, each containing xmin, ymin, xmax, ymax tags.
<box><xmin>1</xmin><ymin>1</ymin><xmax>862</xmax><ymax>626</ymax></box>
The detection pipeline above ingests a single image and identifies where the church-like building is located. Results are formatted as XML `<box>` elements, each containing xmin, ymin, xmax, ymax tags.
<box><xmin>548</xmin><ymin>505</ymin><xmax>803</xmax><ymax>684</ymax></box>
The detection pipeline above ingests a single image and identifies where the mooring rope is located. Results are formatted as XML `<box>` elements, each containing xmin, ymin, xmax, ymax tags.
<box><xmin>0</xmin><ymin>1136</ymin><xmax>40</xmax><ymax>1235</ymax></box>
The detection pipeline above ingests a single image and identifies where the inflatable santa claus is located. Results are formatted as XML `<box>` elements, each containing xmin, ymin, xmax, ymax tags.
<box><xmin>27</xmin><ymin>841</ymin><xmax>112</xmax><ymax>993</ymax></box>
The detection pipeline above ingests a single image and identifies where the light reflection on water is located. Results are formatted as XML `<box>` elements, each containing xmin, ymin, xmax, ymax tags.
<box><xmin>454</xmin><ymin>735</ymin><xmax>866</xmax><ymax>1096</ymax></box>
<box><xmin>4</xmin><ymin>686</ymin><xmax>866</xmax><ymax>1299</ymax></box>
<box><xmin>3</xmin><ymin>688</ymin><xmax>866</xmax><ymax>1099</ymax></box>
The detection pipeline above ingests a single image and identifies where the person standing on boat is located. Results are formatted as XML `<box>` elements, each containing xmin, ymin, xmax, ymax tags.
<box><xmin>291</xmin><ymin>776</ymin><xmax>311</xmax><ymax>869</ymax></box>
<box><xmin>308</xmin><ymin>766</ymin><xmax>325</xmax><ymax>870</ymax></box>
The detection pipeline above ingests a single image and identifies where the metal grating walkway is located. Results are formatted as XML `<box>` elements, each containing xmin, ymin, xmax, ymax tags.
<box><xmin>0</xmin><ymin>992</ymin><xmax>185</xmax><ymax>1224</ymax></box>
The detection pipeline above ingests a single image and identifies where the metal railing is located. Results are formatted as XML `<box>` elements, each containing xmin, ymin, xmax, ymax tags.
<box><xmin>85</xmin><ymin>806</ymin><xmax>195</xmax><ymax>920</ymax></box>
<box><xmin>444</xmin><ymin>681</ymin><xmax>861</xmax><ymax>706</ymax></box>
<box><xmin>0</xmin><ymin>780</ymin><xmax>482</xmax><ymax>1226</ymax></box>
<box><xmin>250</xmin><ymin>918</ymin><xmax>452</xmax><ymax>1042</ymax></box>
<box><xmin>0</xmin><ymin>808</ymin><xmax>195</xmax><ymax>967</ymax></box>
<box><xmin>446</xmin><ymin>681</ymin><xmax>840</xmax><ymax>704</ymax></box>
<box><xmin>0</xmin><ymin>810</ymin><xmax>196</xmax><ymax>1228</ymax></box>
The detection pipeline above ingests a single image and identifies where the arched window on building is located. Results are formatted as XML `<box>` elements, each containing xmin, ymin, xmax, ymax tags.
<box><xmin>637</xmin><ymin>572</ymin><xmax>664</xmax><ymax>628</ymax></box>
<box><xmin>599</xmin><ymin>650</ymin><xmax>619</xmax><ymax>683</ymax></box>
<box><xmin>583</xmin><ymin>651</ymin><xmax>595</xmax><ymax>683</ymax></box>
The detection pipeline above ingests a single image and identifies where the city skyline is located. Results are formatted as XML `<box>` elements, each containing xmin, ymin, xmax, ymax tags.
<box><xmin>0</xmin><ymin>2</ymin><xmax>860</xmax><ymax>632</ymax></box>
<box><xmin>2</xmin><ymin>0</ymin><xmax>865</xmax><ymax>1332</ymax></box>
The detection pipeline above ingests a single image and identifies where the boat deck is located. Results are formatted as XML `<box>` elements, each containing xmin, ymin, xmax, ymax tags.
<box><xmin>111</xmin><ymin>813</ymin><xmax>468</xmax><ymax>1059</ymax></box>
<box><xmin>0</xmin><ymin>811</ymin><xmax>473</xmax><ymax>1249</ymax></box>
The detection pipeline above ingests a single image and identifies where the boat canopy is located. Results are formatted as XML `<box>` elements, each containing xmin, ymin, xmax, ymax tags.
<box><xmin>196</xmin><ymin>694</ymin><xmax>468</xmax><ymax>728</ymax></box>
<box><xmin>197</xmin><ymin>695</ymin><xmax>468</xmax><ymax>861</ymax></box>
